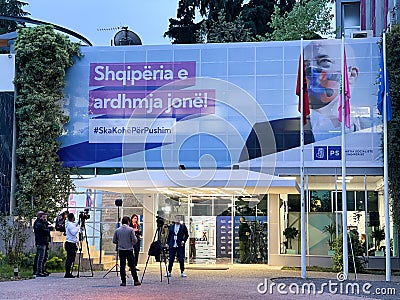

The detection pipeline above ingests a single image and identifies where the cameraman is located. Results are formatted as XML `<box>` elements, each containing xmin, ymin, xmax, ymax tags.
<box><xmin>64</xmin><ymin>213</ymin><xmax>80</xmax><ymax>278</ymax></box>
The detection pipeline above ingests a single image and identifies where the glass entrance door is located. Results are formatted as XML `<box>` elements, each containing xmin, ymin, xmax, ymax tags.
<box><xmin>233</xmin><ymin>195</ymin><xmax>268</xmax><ymax>264</ymax></box>
<box><xmin>188</xmin><ymin>195</ymin><xmax>233</xmax><ymax>264</ymax></box>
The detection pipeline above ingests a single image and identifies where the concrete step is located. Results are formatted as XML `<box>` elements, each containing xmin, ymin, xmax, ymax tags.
<box><xmin>81</xmin><ymin>248</ymin><xmax>104</xmax><ymax>258</ymax></box>
<box><xmin>88</xmin><ymin>255</ymin><xmax>115</xmax><ymax>264</ymax></box>
<box><xmin>102</xmin><ymin>260</ymin><xmax>118</xmax><ymax>270</ymax></box>
<box><xmin>51</xmin><ymin>231</ymin><xmax>66</xmax><ymax>243</ymax></box>
<box><xmin>75</xmin><ymin>256</ymin><xmax>117</xmax><ymax>271</ymax></box>
<box><xmin>79</xmin><ymin>243</ymin><xmax>102</xmax><ymax>256</ymax></box>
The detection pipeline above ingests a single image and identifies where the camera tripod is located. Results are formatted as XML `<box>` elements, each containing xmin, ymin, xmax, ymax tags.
<box><xmin>76</xmin><ymin>223</ymin><xmax>94</xmax><ymax>277</ymax></box>
<box><xmin>103</xmin><ymin>200</ymin><xmax>122</xmax><ymax>278</ymax></box>
<box><xmin>141</xmin><ymin>224</ymin><xmax>169</xmax><ymax>284</ymax></box>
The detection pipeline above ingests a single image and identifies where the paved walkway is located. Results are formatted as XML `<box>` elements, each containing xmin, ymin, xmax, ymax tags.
<box><xmin>1</xmin><ymin>264</ymin><xmax>400</xmax><ymax>299</ymax></box>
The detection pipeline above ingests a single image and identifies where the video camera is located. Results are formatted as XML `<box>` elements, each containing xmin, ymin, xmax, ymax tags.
<box><xmin>79</xmin><ymin>208</ymin><xmax>90</xmax><ymax>226</ymax></box>
<box><xmin>156</xmin><ymin>215</ymin><xmax>164</xmax><ymax>228</ymax></box>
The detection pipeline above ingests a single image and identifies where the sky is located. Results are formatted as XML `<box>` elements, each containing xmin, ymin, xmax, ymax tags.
<box><xmin>24</xmin><ymin>0</ymin><xmax>180</xmax><ymax>46</ymax></box>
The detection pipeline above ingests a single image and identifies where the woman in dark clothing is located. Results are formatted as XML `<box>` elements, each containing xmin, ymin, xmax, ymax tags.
<box><xmin>130</xmin><ymin>214</ymin><xmax>142</xmax><ymax>271</ymax></box>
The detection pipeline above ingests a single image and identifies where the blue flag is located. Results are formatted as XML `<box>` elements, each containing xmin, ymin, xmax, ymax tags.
<box><xmin>377</xmin><ymin>49</ymin><xmax>392</xmax><ymax>121</ymax></box>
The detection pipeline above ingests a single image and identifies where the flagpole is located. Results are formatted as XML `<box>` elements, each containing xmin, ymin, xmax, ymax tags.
<box><xmin>300</xmin><ymin>37</ymin><xmax>306</xmax><ymax>279</ymax></box>
<box><xmin>383</xmin><ymin>32</ymin><xmax>391</xmax><ymax>282</ymax></box>
<box><xmin>341</xmin><ymin>34</ymin><xmax>349</xmax><ymax>278</ymax></box>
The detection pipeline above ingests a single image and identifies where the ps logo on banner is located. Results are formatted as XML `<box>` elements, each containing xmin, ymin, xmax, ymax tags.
<box><xmin>314</xmin><ymin>146</ymin><xmax>341</xmax><ymax>160</ymax></box>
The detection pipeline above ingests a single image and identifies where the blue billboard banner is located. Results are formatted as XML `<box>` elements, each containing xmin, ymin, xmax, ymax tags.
<box><xmin>60</xmin><ymin>39</ymin><xmax>382</xmax><ymax>169</ymax></box>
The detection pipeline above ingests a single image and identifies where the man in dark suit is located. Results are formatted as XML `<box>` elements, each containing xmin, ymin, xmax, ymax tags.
<box><xmin>165</xmin><ymin>215</ymin><xmax>189</xmax><ymax>278</ymax></box>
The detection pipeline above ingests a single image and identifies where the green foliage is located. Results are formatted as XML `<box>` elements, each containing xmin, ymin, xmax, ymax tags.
<box><xmin>46</xmin><ymin>256</ymin><xmax>64</xmax><ymax>270</ymax></box>
<box><xmin>332</xmin><ymin>230</ymin><xmax>365</xmax><ymax>273</ymax></box>
<box><xmin>0</xmin><ymin>215</ymin><xmax>29</xmax><ymax>266</ymax></box>
<box><xmin>242</xmin><ymin>0</ymin><xmax>296</xmax><ymax>37</ymax></box>
<box><xmin>33</xmin><ymin>247</ymin><xmax>66</xmax><ymax>272</ymax></box>
<box><xmin>0</xmin><ymin>264</ymin><xmax>33</xmax><ymax>281</ymax></box>
<box><xmin>13</xmin><ymin>25</ymin><xmax>81</xmax><ymax>220</ymax></box>
<box><xmin>0</xmin><ymin>0</ymin><xmax>29</xmax><ymax>34</ymax></box>
<box><xmin>386</xmin><ymin>25</ymin><xmax>400</xmax><ymax>229</ymax></box>
<box><xmin>0</xmin><ymin>248</ymin><xmax>67</xmax><ymax>280</ymax></box>
<box><xmin>263</xmin><ymin>0</ymin><xmax>334</xmax><ymax>41</ymax></box>
<box><xmin>283</xmin><ymin>226</ymin><xmax>299</xmax><ymax>249</ymax></box>
<box><xmin>48</xmin><ymin>247</ymin><xmax>66</xmax><ymax>262</ymax></box>
<box><xmin>198</xmin><ymin>9</ymin><xmax>255</xmax><ymax>43</ymax></box>
<box><xmin>165</xmin><ymin>0</ymin><xmax>297</xmax><ymax>44</ymax></box>
<box><xmin>323</xmin><ymin>223</ymin><xmax>336</xmax><ymax>250</ymax></box>
<box><xmin>282</xmin><ymin>265</ymin><xmax>334</xmax><ymax>272</ymax></box>
<box><xmin>163</xmin><ymin>0</ymin><xmax>200</xmax><ymax>44</ymax></box>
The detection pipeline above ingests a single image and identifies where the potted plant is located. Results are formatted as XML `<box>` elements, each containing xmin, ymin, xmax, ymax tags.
<box><xmin>372</xmin><ymin>227</ymin><xmax>385</xmax><ymax>256</ymax></box>
<box><xmin>323</xmin><ymin>223</ymin><xmax>336</xmax><ymax>256</ymax></box>
<box><xmin>283</xmin><ymin>227</ymin><xmax>299</xmax><ymax>254</ymax></box>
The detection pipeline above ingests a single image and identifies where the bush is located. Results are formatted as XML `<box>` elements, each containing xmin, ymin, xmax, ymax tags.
<box><xmin>0</xmin><ymin>252</ymin><xmax>5</xmax><ymax>265</ymax></box>
<box><xmin>46</xmin><ymin>247</ymin><xmax>66</xmax><ymax>272</ymax></box>
<box><xmin>333</xmin><ymin>230</ymin><xmax>365</xmax><ymax>273</ymax></box>
<box><xmin>46</xmin><ymin>257</ymin><xmax>64</xmax><ymax>270</ymax></box>
<box><xmin>0</xmin><ymin>215</ymin><xmax>29</xmax><ymax>267</ymax></box>
<box><xmin>20</xmin><ymin>253</ymin><xmax>35</xmax><ymax>269</ymax></box>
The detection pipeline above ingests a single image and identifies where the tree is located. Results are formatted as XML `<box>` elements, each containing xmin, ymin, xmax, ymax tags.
<box><xmin>165</xmin><ymin>0</ymin><xmax>297</xmax><ymax>44</ymax></box>
<box><xmin>0</xmin><ymin>214</ymin><xmax>29</xmax><ymax>266</ymax></box>
<box><xmin>13</xmin><ymin>25</ymin><xmax>81</xmax><ymax>220</ymax></box>
<box><xmin>263</xmin><ymin>0</ymin><xmax>334</xmax><ymax>41</ymax></box>
<box><xmin>333</xmin><ymin>230</ymin><xmax>364</xmax><ymax>273</ymax></box>
<box><xmin>198</xmin><ymin>9</ymin><xmax>255</xmax><ymax>43</ymax></box>
<box><xmin>164</xmin><ymin>0</ymin><xmax>200</xmax><ymax>44</ymax></box>
<box><xmin>0</xmin><ymin>0</ymin><xmax>29</xmax><ymax>34</ymax></box>
<box><xmin>386</xmin><ymin>25</ymin><xmax>400</xmax><ymax>230</ymax></box>
<box><xmin>323</xmin><ymin>223</ymin><xmax>336</xmax><ymax>250</ymax></box>
<box><xmin>241</xmin><ymin>0</ymin><xmax>295</xmax><ymax>37</ymax></box>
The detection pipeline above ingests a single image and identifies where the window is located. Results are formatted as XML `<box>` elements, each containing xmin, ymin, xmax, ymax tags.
<box><xmin>96</xmin><ymin>168</ymin><xmax>122</xmax><ymax>175</ymax></box>
<box><xmin>367</xmin><ymin>191</ymin><xmax>378</xmax><ymax>211</ymax></box>
<box><xmin>342</xmin><ymin>2</ymin><xmax>361</xmax><ymax>37</ymax></box>
<box><xmin>310</xmin><ymin>190</ymin><xmax>332</xmax><ymax>212</ymax></box>
<box><xmin>355</xmin><ymin>191</ymin><xmax>365</xmax><ymax>211</ymax></box>
<box><xmin>288</xmin><ymin>194</ymin><xmax>301</xmax><ymax>212</ymax></box>
<box><xmin>334</xmin><ymin>191</ymin><xmax>355</xmax><ymax>211</ymax></box>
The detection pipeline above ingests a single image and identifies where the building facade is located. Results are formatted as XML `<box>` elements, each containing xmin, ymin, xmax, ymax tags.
<box><xmin>1</xmin><ymin>1</ymin><xmax>399</xmax><ymax>268</ymax></box>
<box><xmin>61</xmin><ymin>37</ymin><xmax>396</xmax><ymax>267</ymax></box>
<box><xmin>336</xmin><ymin>0</ymin><xmax>399</xmax><ymax>38</ymax></box>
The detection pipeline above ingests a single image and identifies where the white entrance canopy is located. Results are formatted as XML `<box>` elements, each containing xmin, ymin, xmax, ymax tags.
<box><xmin>74</xmin><ymin>169</ymin><xmax>299</xmax><ymax>196</ymax></box>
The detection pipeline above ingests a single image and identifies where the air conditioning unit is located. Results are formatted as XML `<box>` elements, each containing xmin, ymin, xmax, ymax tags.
<box><xmin>351</xmin><ymin>30</ymin><xmax>373</xmax><ymax>38</ymax></box>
